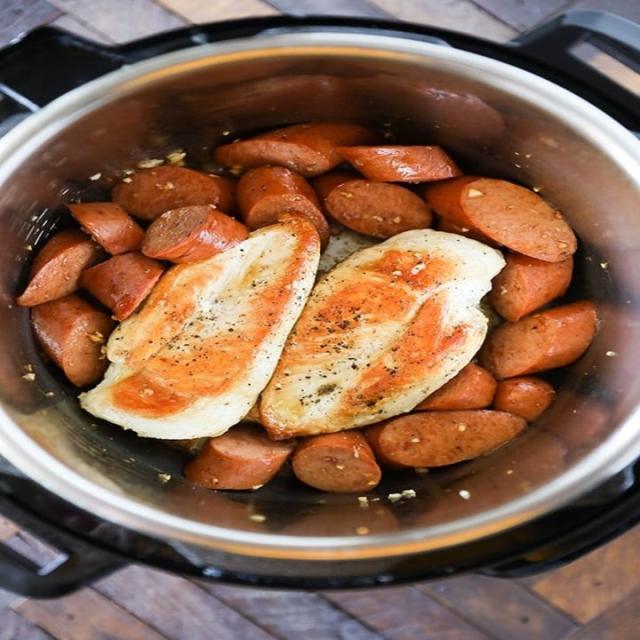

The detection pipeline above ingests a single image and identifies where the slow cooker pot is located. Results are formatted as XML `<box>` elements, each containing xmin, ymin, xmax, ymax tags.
<box><xmin>0</xmin><ymin>11</ymin><xmax>639</xmax><ymax>597</ymax></box>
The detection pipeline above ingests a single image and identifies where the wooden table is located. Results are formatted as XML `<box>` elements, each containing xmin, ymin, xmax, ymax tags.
<box><xmin>1</xmin><ymin>1</ymin><xmax>639</xmax><ymax>639</ymax></box>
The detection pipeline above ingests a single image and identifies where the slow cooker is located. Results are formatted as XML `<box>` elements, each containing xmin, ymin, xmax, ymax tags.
<box><xmin>0</xmin><ymin>11</ymin><xmax>639</xmax><ymax>597</ymax></box>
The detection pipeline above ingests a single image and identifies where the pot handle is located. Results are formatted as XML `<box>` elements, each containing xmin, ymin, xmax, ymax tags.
<box><xmin>511</xmin><ymin>11</ymin><xmax>640</xmax><ymax>122</ymax></box>
<box><xmin>0</xmin><ymin>488</ymin><xmax>123</xmax><ymax>598</ymax></box>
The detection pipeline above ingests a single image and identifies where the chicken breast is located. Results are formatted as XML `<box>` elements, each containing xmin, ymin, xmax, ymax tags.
<box><xmin>80</xmin><ymin>217</ymin><xmax>320</xmax><ymax>439</ymax></box>
<box><xmin>260</xmin><ymin>229</ymin><xmax>505</xmax><ymax>439</ymax></box>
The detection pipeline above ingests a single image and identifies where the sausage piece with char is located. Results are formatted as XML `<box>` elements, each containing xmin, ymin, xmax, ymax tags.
<box><xmin>324</xmin><ymin>179</ymin><xmax>432</xmax><ymax>238</ymax></box>
<box><xmin>494</xmin><ymin>377</ymin><xmax>556</xmax><ymax>421</ymax></box>
<box><xmin>17</xmin><ymin>230</ymin><xmax>103</xmax><ymax>307</ymax></box>
<box><xmin>292</xmin><ymin>431</ymin><xmax>382</xmax><ymax>493</ymax></box>
<box><xmin>112</xmin><ymin>166</ymin><xmax>235</xmax><ymax>221</ymax></box>
<box><xmin>237</xmin><ymin>166</ymin><xmax>330</xmax><ymax>247</ymax></box>
<box><xmin>214</xmin><ymin>122</ymin><xmax>377</xmax><ymax>177</ymax></box>
<box><xmin>416</xmin><ymin>363</ymin><xmax>497</xmax><ymax>410</ymax></box>
<box><xmin>480</xmin><ymin>301</ymin><xmax>598</xmax><ymax>379</ymax></box>
<box><xmin>489</xmin><ymin>253</ymin><xmax>573</xmax><ymax>322</ymax></box>
<box><xmin>32</xmin><ymin>294</ymin><xmax>115</xmax><ymax>387</ymax></box>
<box><xmin>425</xmin><ymin>177</ymin><xmax>577</xmax><ymax>262</ymax></box>
<box><xmin>185</xmin><ymin>424</ymin><xmax>296</xmax><ymax>490</ymax></box>
<box><xmin>68</xmin><ymin>202</ymin><xmax>145</xmax><ymax>255</ymax></box>
<box><xmin>80</xmin><ymin>252</ymin><xmax>164</xmax><ymax>321</ymax></box>
<box><xmin>366</xmin><ymin>410</ymin><xmax>526</xmax><ymax>468</ymax></box>
<box><xmin>142</xmin><ymin>205</ymin><xmax>249</xmax><ymax>263</ymax></box>
<box><xmin>337</xmin><ymin>145</ymin><xmax>461</xmax><ymax>183</ymax></box>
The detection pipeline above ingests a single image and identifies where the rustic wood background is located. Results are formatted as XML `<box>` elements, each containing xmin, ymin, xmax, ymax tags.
<box><xmin>1</xmin><ymin>1</ymin><xmax>639</xmax><ymax>638</ymax></box>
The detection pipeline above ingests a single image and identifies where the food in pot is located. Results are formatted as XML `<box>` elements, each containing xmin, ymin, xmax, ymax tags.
<box><xmin>415</xmin><ymin>363</ymin><xmax>497</xmax><ymax>411</ymax></box>
<box><xmin>425</xmin><ymin>176</ymin><xmax>577</xmax><ymax>262</ymax></box>
<box><xmin>291</xmin><ymin>431</ymin><xmax>382</xmax><ymax>493</ymax></box>
<box><xmin>214</xmin><ymin>122</ymin><xmax>377</xmax><ymax>177</ymax></box>
<box><xmin>31</xmin><ymin>294</ymin><xmax>115</xmax><ymax>387</ymax></box>
<box><xmin>237</xmin><ymin>165</ymin><xmax>330</xmax><ymax>246</ymax></box>
<box><xmin>365</xmin><ymin>410</ymin><xmax>526</xmax><ymax>467</ymax></box>
<box><xmin>480</xmin><ymin>301</ymin><xmax>598</xmax><ymax>379</ymax></box>
<box><xmin>20</xmin><ymin>122</ymin><xmax>597</xmax><ymax>496</ymax></box>
<box><xmin>142</xmin><ymin>205</ymin><xmax>249</xmax><ymax>263</ymax></box>
<box><xmin>79</xmin><ymin>252</ymin><xmax>165</xmax><ymax>321</ymax></box>
<box><xmin>184</xmin><ymin>424</ymin><xmax>296</xmax><ymax>490</ymax></box>
<box><xmin>493</xmin><ymin>377</ymin><xmax>557</xmax><ymax>421</ymax></box>
<box><xmin>79</xmin><ymin>217</ymin><xmax>320</xmax><ymax>440</ymax></box>
<box><xmin>488</xmin><ymin>253</ymin><xmax>573</xmax><ymax>322</ymax></box>
<box><xmin>336</xmin><ymin>144</ymin><xmax>461</xmax><ymax>182</ymax></box>
<box><xmin>260</xmin><ymin>229</ymin><xmax>504</xmax><ymax>439</ymax></box>
<box><xmin>320</xmin><ymin>179</ymin><xmax>432</xmax><ymax>238</ymax></box>
<box><xmin>112</xmin><ymin>166</ymin><xmax>235</xmax><ymax>220</ymax></box>
<box><xmin>17</xmin><ymin>229</ymin><xmax>103</xmax><ymax>307</ymax></box>
<box><xmin>67</xmin><ymin>202</ymin><xmax>145</xmax><ymax>255</ymax></box>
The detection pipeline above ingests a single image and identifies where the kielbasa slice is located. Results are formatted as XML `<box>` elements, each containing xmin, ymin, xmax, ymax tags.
<box><xmin>31</xmin><ymin>294</ymin><xmax>115</xmax><ymax>387</ymax></box>
<box><xmin>425</xmin><ymin>177</ymin><xmax>577</xmax><ymax>262</ymax></box>
<box><xmin>324</xmin><ymin>179</ymin><xmax>432</xmax><ymax>238</ymax></box>
<box><xmin>68</xmin><ymin>202</ymin><xmax>145</xmax><ymax>255</ymax></box>
<box><xmin>17</xmin><ymin>229</ymin><xmax>102</xmax><ymax>307</ymax></box>
<box><xmin>366</xmin><ymin>410</ymin><xmax>526</xmax><ymax>468</ymax></box>
<box><xmin>480</xmin><ymin>301</ymin><xmax>598</xmax><ymax>379</ymax></box>
<box><xmin>112</xmin><ymin>166</ymin><xmax>235</xmax><ymax>221</ymax></box>
<box><xmin>416</xmin><ymin>363</ymin><xmax>497</xmax><ymax>411</ymax></box>
<box><xmin>213</xmin><ymin>122</ymin><xmax>377</xmax><ymax>177</ymax></box>
<box><xmin>80</xmin><ymin>252</ymin><xmax>164</xmax><ymax>321</ymax></box>
<box><xmin>292</xmin><ymin>431</ymin><xmax>381</xmax><ymax>493</ymax></box>
<box><xmin>237</xmin><ymin>166</ymin><xmax>330</xmax><ymax>247</ymax></box>
<box><xmin>142</xmin><ymin>205</ymin><xmax>249</xmax><ymax>263</ymax></box>
<box><xmin>489</xmin><ymin>253</ymin><xmax>573</xmax><ymax>322</ymax></box>
<box><xmin>494</xmin><ymin>377</ymin><xmax>556</xmax><ymax>421</ymax></box>
<box><xmin>184</xmin><ymin>425</ymin><xmax>296</xmax><ymax>490</ymax></box>
<box><xmin>337</xmin><ymin>145</ymin><xmax>461</xmax><ymax>182</ymax></box>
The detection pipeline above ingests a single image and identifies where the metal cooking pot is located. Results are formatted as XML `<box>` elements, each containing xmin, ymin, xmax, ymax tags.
<box><xmin>0</xmin><ymin>12</ymin><xmax>639</xmax><ymax>593</ymax></box>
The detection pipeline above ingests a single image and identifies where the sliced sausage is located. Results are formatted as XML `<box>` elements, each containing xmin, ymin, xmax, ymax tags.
<box><xmin>416</xmin><ymin>363</ymin><xmax>497</xmax><ymax>410</ymax></box>
<box><xmin>365</xmin><ymin>410</ymin><xmax>526</xmax><ymax>468</ymax></box>
<box><xmin>80</xmin><ymin>252</ymin><xmax>164</xmax><ymax>321</ymax></box>
<box><xmin>142</xmin><ymin>205</ymin><xmax>249</xmax><ymax>263</ymax></box>
<box><xmin>237</xmin><ymin>166</ymin><xmax>330</xmax><ymax>247</ymax></box>
<box><xmin>337</xmin><ymin>145</ymin><xmax>462</xmax><ymax>183</ymax></box>
<box><xmin>31</xmin><ymin>294</ymin><xmax>115</xmax><ymax>387</ymax></box>
<box><xmin>436</xmin><ymin>217</ymin><xmax>495</xmax><ymax>245</ymax></box>
<box><xmin>184</xmin><ymin>424</ymin><xmax>296</xmax><ymax>490</ymax></box>
<box><xmin>489</xmin><ymin>253</ymin><xmax>573</xmax><ymax>322</ymax></box>
<box><xmin>312</xmin><ymin>171</ymin><xmax>360</xmax><ymax>201</ymax></box>
<box><xmin>112</xmin><ymin>166</ymin><xmax>235</xmax><ymax>221</ymax></box>
<box><xmin>480</xmin><ymin>301</ymin><xmax>598</xmax><ymax>379</ymax></box>
<box><xmin>494</xmin><ymin>377</ymin><xmax>556</xmax><ymax>421</ymax></box>
<box><xmin>213</xmin><ymin>122</ymin><xmax>377</xmax><ymax>177</ymax></box>
<box><xmin>424</xmin><ymin>177</ymin><xmax>577</xmax><ymax>262</ymax></box>
<box><xmin>324</xmin><ymin>179</ymin><xmax>432</xmax><ymax>238</ymax></box>
<box><xmin>17</xmin><ymin>229</ymin><xmax>103</xmax><ymax>307</ymax></box>
<box><xmin>291</xmin><ymin>431</ymin><xmax>381</xmax><ymax>493</ymax></box>
<box><xmin>67</xmin><ymin>202</ymin><xmax>145</xmax><ymax>255</ymax></box>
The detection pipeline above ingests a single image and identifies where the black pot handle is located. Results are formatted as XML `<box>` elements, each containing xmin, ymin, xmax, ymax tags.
<box><xmin>511</xmin><ymin>11</ymin><xmax>640</xmax><ymax>123</ymax></box>
<box><xmin>0</xmin><ymin>480</ymin><xmax>123</xmax><ymax>598</ymax></box>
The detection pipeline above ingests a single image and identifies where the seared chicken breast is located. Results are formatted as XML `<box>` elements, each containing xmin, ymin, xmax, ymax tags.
<box><xmin>260</xmin><ymin>229</ymin><xmax>505</xmax><ymax>439</ymax></box>
<box><xmin>80</xmin><ymin>217</ymin><xmax>320</xmax><ymax>439</ymax></box>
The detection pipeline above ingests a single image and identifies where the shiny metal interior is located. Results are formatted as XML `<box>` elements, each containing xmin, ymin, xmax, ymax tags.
<box><xmin>0</xmin><ymin>33</ymin><xmax>639</xmax><ymax>566</ymax></box>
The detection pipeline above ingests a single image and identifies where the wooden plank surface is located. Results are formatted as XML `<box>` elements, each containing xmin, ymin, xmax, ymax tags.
<box><xmin>15</xmin><ymin>589</ymin><xmax>169</xmax><ymax>640</ymax></box>
<box><xmin>420</xmin><ymin>575</ymin><xmax>577</xmax><ymax>640</ymax></box>
<box><xmin>210</xmin><ymin>585</ymin><xmax>384</xmax><ymax>640</ymax></box>
<box><xmin>527</xmin><ymin>526</ymin><xmax>640</xmax><ymax>624</ymax></box>
<box><xmin>323</xmin><ymin>586</ymin><xmax>492</xmax><ymax>639</ymax></box>
<box><xmin>1</xmin><ymin>1</ymin><xmax>640</xmax><ymax>640</ymax></box>
<box><xmin>0</xmin><ymin>0</ymin><xmax>61</xmax><ymax>47</ymax></box>
<box><xmin>47</xmin><ymin>0</ymin><xmax>186</xmax><ymax>43</ymax></box>
<box><xmin>96</xmin><ymin>567</ymin><xmax>275</xmax><ymax>640</ymax></box>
